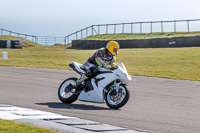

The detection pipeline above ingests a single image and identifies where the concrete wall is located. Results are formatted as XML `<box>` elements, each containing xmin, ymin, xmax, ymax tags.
<box><xmin>72</xmin><ymin>36</ymin><xmax>200</xmax><ymax>49</ymax></box>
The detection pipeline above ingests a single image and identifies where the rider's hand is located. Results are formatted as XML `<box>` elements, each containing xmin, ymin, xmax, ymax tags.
<box><xmin>105</xmin><ymin>65</ymin><xmax>111</xmax><ymax>69</ymax></box>
<box><xmin>102</xmin><ymin>64</ymin><xmax>111</xmax><ymax>69</ymax></box>
<box><xmin>111</xmin><ymin>65</ymin><xmax>118</xmax><ymax>70</ymax></box>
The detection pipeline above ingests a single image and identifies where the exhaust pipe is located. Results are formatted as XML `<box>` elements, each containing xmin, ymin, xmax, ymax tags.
<box><xmin>69</xmin><ymin>63</ymin><xmax>82</xmax><ymax>75</ymax></box>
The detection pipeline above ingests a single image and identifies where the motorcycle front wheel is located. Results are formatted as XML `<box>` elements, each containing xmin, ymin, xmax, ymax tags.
<box><xmin>105</xmin><ymin>85</ymin><xmax>130</xmax><ymax>109</ymax></box>
<box><xmin>58</xmin><ymin>78</ymin><xmax>80</xmax><ymax>104</ymax></box>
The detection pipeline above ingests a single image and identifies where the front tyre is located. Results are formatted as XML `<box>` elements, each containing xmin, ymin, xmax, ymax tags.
<box><xmin>58</xmin><ymin>78</ymin><xmax>79</xmax><ymax>104</ymax></box>
<box><xmin>105</xmin><ymin>85</ymin><xmax>130</xmax><ymax>109</ymax></box>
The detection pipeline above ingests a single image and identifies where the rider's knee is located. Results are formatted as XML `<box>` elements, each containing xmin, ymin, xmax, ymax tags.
<box><xmin>85</xmin><ymin>66</ymin><xmax>97</xmax><ymax>78</ymax></box>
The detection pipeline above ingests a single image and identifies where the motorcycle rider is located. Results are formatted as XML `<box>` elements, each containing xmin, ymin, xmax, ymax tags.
<box><xmin>76</xmin><ymin>41</ymin><xmax>120</xmax><ymax>85</ymax></box>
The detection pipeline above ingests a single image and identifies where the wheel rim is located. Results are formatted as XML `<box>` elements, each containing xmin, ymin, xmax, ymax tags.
<box><xmin>107</xmin><ymin>86</ymin><xmax>126</xmax><ymax>106</ymax></box>
<box><xmin>59</xmin><ymin>80</ymin><xmax>76</xmax><ymax>99</ymax></box>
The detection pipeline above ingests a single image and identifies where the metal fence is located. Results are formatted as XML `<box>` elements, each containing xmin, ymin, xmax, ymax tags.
<box><xmin>65</xmin><ymin>19</ymin><xmax>200</xmax><ymax>44</ymax></box>
<box><xmin>0</xmin><ymin>28</ymin><xmax>65</xmax><ymax>45</ymax></box>
<box><xmin>1</xmin><ymin>19</ymin><xmax>200</xmax><ymax>45</ymax></box>
<box><xmin>0</xmin><ymin>28</ymin><xmax>37</xmax><ymax>42</ymax></box>
<box><xmin>35</xmin><ymin>36</ymin><xmax>65</xmax><ymax>45</ymax></box>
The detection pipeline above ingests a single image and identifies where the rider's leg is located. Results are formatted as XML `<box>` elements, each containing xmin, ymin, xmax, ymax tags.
<box><xmin>83</xmin><ymin>61</ymin><xmax>97</xmax><ymax>76</ymax></box>
<box><xmin>76</xmin><ymin>73</ymin><xmax>86</xmax><ymax>86</ymax></box>
<box><xmin>76</xmin><ymin>61</ymin><xmax>95</xmax><ymax>85</ymax></box>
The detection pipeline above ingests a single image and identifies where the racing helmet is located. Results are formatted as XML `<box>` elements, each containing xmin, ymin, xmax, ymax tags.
<box><xmin>106</xmin><ymin>41</ymin><xmax>120</xmax><ymax>56</ymax></box>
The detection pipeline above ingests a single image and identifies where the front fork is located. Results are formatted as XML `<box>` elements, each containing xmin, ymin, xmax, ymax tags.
<box><xmin>114</xmin><ymin>80</ymin><xmax>121</xmax><ymax>92</ymax></box>
<box><xmin>104</xmin><ymin>80</ymin><xmax>122</xmax><ymax>97</ymax></box>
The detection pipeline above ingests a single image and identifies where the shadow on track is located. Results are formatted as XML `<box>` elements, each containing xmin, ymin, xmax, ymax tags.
<box><xmin>35</xmin><ymin>102</ymin><xmax>118</xmax><ymax>110</ymax></box>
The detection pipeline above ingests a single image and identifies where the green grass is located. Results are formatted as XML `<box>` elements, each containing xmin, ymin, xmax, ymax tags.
<box><xmin>82</xmin><ymin>31</ymin><xmax>200</xmax><ymax>40</ymax></box>
<box><xmin>0</xmin><ymin>35</ymin><xmax>200</xmax><ymax>81</ymax></box>
<box><xmin>0</xmin><ymin>119</ymin><xmax>58</xmax><ymax>133</ymax></box>
<box><xmin>118</xmin><ymin>47</ymin><xmax>200</xmax><ymax>81</ymax></box>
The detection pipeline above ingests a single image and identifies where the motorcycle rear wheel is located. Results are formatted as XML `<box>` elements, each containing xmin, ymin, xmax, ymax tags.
<box><xmin>58</xmin><ymin>78</ymin><xmax>79</xmax><ymax>104</ymax></box>
<box><xmin>105</xmin><ymin>85</ymin><xmax>130</xmax><ymax>109</ymax></box>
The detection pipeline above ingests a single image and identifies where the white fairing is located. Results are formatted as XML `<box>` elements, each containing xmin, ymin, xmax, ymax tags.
<box><xmin>78</xmin><ymin>78</ymin><xmax>104</xmax><ymax>103</ymax></box>
<box><xmin>72</xmin><ymin>61</ymin><xmax>131</xmax><ymax>103</ymax></box>
<box><xmin>113</xmin><ymin>63</ymin><xmax>132</xmax><ymax>84</ymax></box>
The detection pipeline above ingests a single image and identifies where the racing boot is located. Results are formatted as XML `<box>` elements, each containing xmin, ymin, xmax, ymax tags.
<box><xmin>76</xmin><ymin>73</ymin><xmax>87</xmax><ymax>87</ymax></box>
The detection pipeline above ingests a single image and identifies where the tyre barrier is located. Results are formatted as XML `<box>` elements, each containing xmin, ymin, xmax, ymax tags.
<box><xmin>0</xmin><ymin>40</ymin><xmax>22</xmax><ymax>49</ymax></box>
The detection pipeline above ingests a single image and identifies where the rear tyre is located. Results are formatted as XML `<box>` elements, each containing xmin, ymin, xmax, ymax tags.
<box><xmin>105</xmin><ymin>85</ymin><xmax>130</xmax><ymax>109</ymax></box>
<box><xmin>58</xmin><ymin>78</ymin><xmax>79</xmax><ymax>104</ymax></box>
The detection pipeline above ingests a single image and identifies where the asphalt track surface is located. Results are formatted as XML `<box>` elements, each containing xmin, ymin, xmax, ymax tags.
<box><xmin>0</xmin><ymin>66</ymin><xmax>200</xmax><ymax>133</ymax></box>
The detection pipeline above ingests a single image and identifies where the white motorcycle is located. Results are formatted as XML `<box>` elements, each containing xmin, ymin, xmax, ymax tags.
<box><xmin>58</xmin><ymin>61</ymin><xmax>131</xmax><ymax>109</ymax></box>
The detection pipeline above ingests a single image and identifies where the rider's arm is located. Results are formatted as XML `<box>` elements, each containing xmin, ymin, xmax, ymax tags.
<box><xmin>95</xmin><ymin>57</ymin><xmax>106</xmax><ymax>67</ymax></box>
<box><xmin>95</xmin><ymin>49</ymin><xmax>107</xmax><ymax>67</ymax></box>
<box><xmin>110</xmin><ymin>56</ymin><xmax>117</xmax><ymax>68</ymax></box>
<box><xmin>94</xmin><ymin>48</ymin><xmax>116</xmax><ymax>69</ymax></box>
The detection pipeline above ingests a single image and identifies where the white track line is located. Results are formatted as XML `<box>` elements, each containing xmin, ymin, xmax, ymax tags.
<box><xmin>0</xmin><ymin>104</ymin><xmax>144</xmax><ymax>133</ymax></box>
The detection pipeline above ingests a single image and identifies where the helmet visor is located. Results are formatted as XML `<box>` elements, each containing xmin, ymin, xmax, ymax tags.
<box><xmin>113</xmin><ymin>48</ymin><xmax>119</xmax><ymax>55</ymax></box>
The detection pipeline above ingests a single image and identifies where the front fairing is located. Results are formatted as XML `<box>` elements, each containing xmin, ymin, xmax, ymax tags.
<box><xmin>95</xmin><ymin>63</ymin><xmax>131</xmax><ymax>87</ymax></box>
<box><xmin>113</xmin><ymin>63</ymin><xmax>132</xmax><ymax>84</ymax></box>
<box><xmin>94</xmin><ymin>72</ymin><xmax>119</xmax><ymax>88</ymax></box>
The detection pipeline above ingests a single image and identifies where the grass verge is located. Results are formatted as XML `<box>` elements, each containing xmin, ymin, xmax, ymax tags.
<box><xmin>82</xmin><ymin>31</ymin><xmax>200</xmax><ymax>40</ymax></box>
<box><xmin>0</xmin><ymin>119</ymin><xmax>58</xmax><ymax>133</ymax></box>
<box><xmin>0</xmin><ymin>45</ymin><xmax>199</xmax><ymax>81</ymax></box>
<box><xmin>0</xmin><ymin>35</ymin><xmax>200</xmax><ymax>81</ymax></box>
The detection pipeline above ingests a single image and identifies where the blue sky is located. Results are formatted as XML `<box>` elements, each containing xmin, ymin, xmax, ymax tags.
<box><xmin>1</xmin><ymin>0</ymin><xmax>200</xmax><ymax>36</ymax></box>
